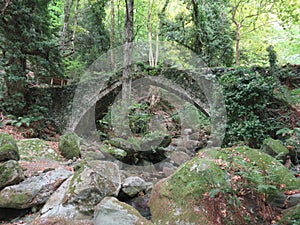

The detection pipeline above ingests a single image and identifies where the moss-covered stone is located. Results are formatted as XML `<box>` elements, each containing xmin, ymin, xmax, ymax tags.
<box><xmin>59</xmin><ymin>132</ymin><xmax>81</xmax><ymax>159</ymax></box>
<box><xmin>279</xmin><ymin>204</ymin><xmax>300</xmax><ymax>225</ymax></box>
<box><xmin>17</xmin><ymin>138</ymin><xmax>63</xmax><ymax>162</ymax></box>
<box><xmin>0</xmin><ymin>160</ymin><xmax>25</xmax><ymax>190</ymax></box>
<box><xmin>149</xmin><ymin>146</ymin><xmax>300</xmax><ymax>224</ymax></box>
<box><xmin>261</xmin><ymin>138</ymin><xmax>289</xmax><ymax>159</ymax></box>
<box><xmin>100</xmin><ymin>144</ymin><xmax>127</xmax><ymax>160</ymax></box>
<box><xmin>0</xmin><ymin>133</ymin><xmax>20</xmax><ymax>161</ymax></box>
<box><xmin>65</xmin><ymin>160</ymin><xmax>121</xmax><ymax>215</ymax></box>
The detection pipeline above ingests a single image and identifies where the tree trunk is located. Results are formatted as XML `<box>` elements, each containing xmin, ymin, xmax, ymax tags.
<box><xmin>61</xmin><ymin>0</ymin><xmax>73</xmax><ymax>53</ymax></box>
<box><xmin>235</xmin><ymin>25</ymin><xmax>241</xmax><ymax>66</ymax></box>
<box><xmin>110</xmin><ymin>0</ymin><xmax>115</xmax><ymax>68</ymax></box>
<box><xmin>191</xmin><ymin>0</ymin><xmax>202</xmax><ymax>55</ymax></box>
<box><xmin>117</xmin><ymin>0</ymin><xmax>134</xmax><ymax>137</ymax></box>
<box><xmin>155</xmin><ymin>29</ymin><xmax>159</xmax><ymax>67</ymax></box>
<box><xmin>148</xmin><ymin>0</ymin><xmax>154</xmax><ymax>66</ymax></box>
<box><xmin>122</xmin><ymin>0</ymin><xmax>134</xmax><ymax>101</ymax></box>
<box><xmin>71</xmin><ymin>0</ymin><xmax>79</xmax><ymax>54</ymax></box>
<box><xmin>117</xmin><ymin>0</ymin><xmax>123</xmax><ymax>44</ymax></box>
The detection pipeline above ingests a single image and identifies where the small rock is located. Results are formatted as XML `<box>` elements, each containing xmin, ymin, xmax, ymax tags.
<box><xmin>189</xmin><ymin>132</ymin><xmax>200</xmax><ymax>141</ymax></box>
<box><xmin>183</xmin><ymin>140</ymin><xmax>199</xmax><ymax>151</ymax></box>
<box><xmin>183</xmin><ymin>129</ymin><xmax>193</xmax><ymax>136</ymax></box>
<box><xmin>0</xmin><ymin>160</ymin><xmax>25</xmax><ymax>190</ymax></box>
<box><xmin>0</xmin><ymin>133</ymin><xmax>20</xmax><ymax>161</ymax></box>
<box><xmin>122</xmin><ymin>176</ymin><xmax>152</xmax><ymax>197</ymax></box>
<box><xmin>167</xmin><ymin>151</ymin><xmax>191</xmax><ymax>166</ymax></box>
<box><xmin>162</xmin><ymin>166</ymin><xmax>175</xmax><ymax>177</ymax></box>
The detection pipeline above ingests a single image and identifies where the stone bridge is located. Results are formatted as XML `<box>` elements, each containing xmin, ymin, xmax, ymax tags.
<box><xmin>67</xmin><ymin>71</ymin><xmax>215</xmax><ymax>136</ymax></box>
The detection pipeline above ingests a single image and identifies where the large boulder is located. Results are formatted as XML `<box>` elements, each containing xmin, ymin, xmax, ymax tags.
<box><xmin>0</xmin><ymin>160</ymin><xmax>25</xmax><ymax>190</ymax></box>
<box><xmin>93</xmin><ymin>197</ymin><xmax>152</xmax><ymax>225</ymax></box>
<box><xmin>59</xmin><ymin>132</ymin><xmax>81</xmax><ymax>159</ymax></box>
<box><xmin>0</xmin><ymin>168</ymin><xmax>72</xmax><ymax>209</ymax></box>
<box><xmin>0</xmin><ymin>132</ymin><xmax>20</xmax><ymax>161</ymax></box>
<box><xmin>64</xmin><ymin>160</ymin><xmax>121</xmax><ymax>215</ymax></box>
<box><xmin>261</xmin><ymin>138</ymin><xmax>289</xmax><ymax>158</ymax></box>
<box><xmin>34</xmin><ymin>177</ymin><xmax>93</xmax><ymax>225</ymax></box>
<box><xmin>148</xmin><ymin>147</ymin><xmax>300</xmax><ymax>225</ymax></box>
<box><xmin>17</xmin><ymin>138</ymin><xmax>63</xmax><ymax>162</ymax></box>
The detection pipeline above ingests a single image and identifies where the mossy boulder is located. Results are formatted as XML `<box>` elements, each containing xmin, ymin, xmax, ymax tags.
<box><xmin>17</xmin><ymin>138</ymin><xmax>63</xmax><ymax>162</ymax></box>
<box><xmin>0</xmin><ymin>168</ymin><xmax>72</xmax><ymax>209</ymax></box>
<box><xmin>65</xmin><ymin>160</ymin><xmax>121</xmax><ymax>215</ymax></box>
<box><xmin>279</xmin><ymin>204</ymin><xmax>300</xmax><ymax>225</ymax></box>
<box><xmin>59</xmin><ymin>132</ymin><xmax>81</xmax><ymax>159</ymax></box>
<box><xmin>261</xmin><ymin>138</ymin><xmax>289</xmax><ymax>159</ymax></box>
<box><xmin>149</xmin><ymin>146</ymin><xmax>300</xmax><ymax>225</ymax></box>
<box><xmin>0</xmin><ymin>133</ymin><xmax>20</xmax><ymax>161</ymax></box>
<box><xmin>0</xmin><ymin>160</ymin><xmax>25</xmax><ymax>190</ymax></box>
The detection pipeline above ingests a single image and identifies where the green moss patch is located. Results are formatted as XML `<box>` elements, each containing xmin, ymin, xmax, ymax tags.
<box><xmin>149</xmin><ymin>146</ymin><xmax>300</xmax><ymax>224</ymax></box>
<box><xmin>17</xmin><ymin>139</ymin><xmax>63</xmax><ymax>162</ymax></box>
<box><xmin>0</xmin><ymin>132</ymin><xmax>20</xmax><ymax>161</ymax></box>
<box><xmin>59</xmin><ymin>132</ymin><xmax>81</xmax><ymax>159</ymax></box>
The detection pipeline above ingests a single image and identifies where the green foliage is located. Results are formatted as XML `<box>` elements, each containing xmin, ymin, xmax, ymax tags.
<box><xmin>129</xmin><ymin>102</ymin><xmax>151</xmax><ymax>135</ymax></box>
<box><xmin>267</xmin><ymin>45</ymin><xmax>278</xmax><ymax>75</ymax></box>
<box><xmin>72</xmin><ymin>0</ymin><xmax>110</xmax><ymax>66</ymax></box>
<box><xmin>0</xmin><ymin>0</ymin><xmax>63</xmax><ymax>116</ymax></box>
<box><xmin>218</xmin><ymin>67</ymin><xmax>288</xmax><ymax>147</ymax></box>
<box><xmin>159</xmin><ymin>0</ymin><xmax>234</xmax><ymax>67</ymax></box>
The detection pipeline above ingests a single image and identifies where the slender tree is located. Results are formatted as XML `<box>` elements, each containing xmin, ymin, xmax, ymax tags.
<box><xmin>122</xmin><ymin>0</ymin><xmax>134</xmax><ymax>101</ymax></box>
<box><xmin>148</xmin><ymin>0</ymin><xmax>154</xmax><ymax>66</ymax></box>
<box><xmin>61</xmin><ymin>0</ymin><xmax>74</xmax><ymax>54</ymax></box>
<box><xmin>110</xmin><ymin>0</ymin><xmax>116</xmax><ymax>68</ymax></box>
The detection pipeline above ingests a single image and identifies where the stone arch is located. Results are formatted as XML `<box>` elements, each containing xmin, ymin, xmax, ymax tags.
<box><xmin>68</xmin><ymin>41</ymin><xmax>226</xmax><ymax>147</ymax></box>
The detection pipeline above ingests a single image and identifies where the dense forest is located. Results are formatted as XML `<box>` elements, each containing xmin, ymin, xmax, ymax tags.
<box><xmin>0</xmin><ymin>1</ymin><xmax>300</xmax><ymax>224</ymax></box>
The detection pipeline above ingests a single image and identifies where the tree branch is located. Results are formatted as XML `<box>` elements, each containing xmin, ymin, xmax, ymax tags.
<box><xmin>0</xmin><ymin>0</ymin><xmax>10</xmax><ymax>14</ymax></box>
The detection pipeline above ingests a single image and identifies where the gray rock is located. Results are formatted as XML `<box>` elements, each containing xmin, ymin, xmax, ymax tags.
<box><xmin>261</xmin><ymin>138</ymin><xmax>289</xmax><ymax>159</ymax></box>
<box><xmin>141</xmin><ymin>134</ymin><xmax>172</xmax><ymax>150</ymax></box>
<box><xmin>271</xmin><ymin>192</ymin><xmax>300</xmax><ymax>209</ymax></box>
<box><xmin>183</xmin><ymin>140</ymin><xmax>199</xmax><ymax>151</ymax></box>
<box><xmin>82</xmin><ymin>150</ymin><xmax>106</xmax><ymax>161</ymax></box>
<box><xmin>93</xmin><ymin>197</ymin><xmax>152</xmax><ymax>225</ymax></box>
<box><xmin>0</xmin><ymin>160</ymin><xmax>25</xmax><ymax>190</ymax></box>
<box><xmin>167</xmin><ymin>151</ymin><xmax>191</xmax><ymax>166</ymax></box>
<box><xmin>0</xmin><ymin>168</ymin><xmax>72</xmax><ymax>209</ymax></box>
<box><xmin>36</xmin><ymin>177</ymin><xmax>93</xmax><ymax>224</ymax></box>
<box><xmin>171</xmin><ymin>138</ymin><xmax>183</xmax><ymax>147</ymax></box>
<box><xmin>59</xmin><ymin>132</ymin><xmax>81</xmax><ymax>159</ymax></box>
<box><xmin>189</xmin><ymin>132</ymin><xmax>200</xmax><ymax>141</ymax></box>
<box><xmin>122</xmin><ymin>176</ymin><xmax>152</xmax><ymax>197</ymax></box>
<box><xmin>65</xmin><ymin>160</ymin><xmax>121</xmax><ymax>214</ymax></box>
<box><xmin>162</xmin><ymin>166</ymin><xmax>176</xmax><ymax>177</ymax></box>
<box><xmin>0</xmin><ymin>133</ymin><xmax>19</xmax><ymax>161</ymax></box>
<box><xmin>183</xmin><ymin>128</ymin><xmax>193</xmax><ymax>136</ymax></box>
